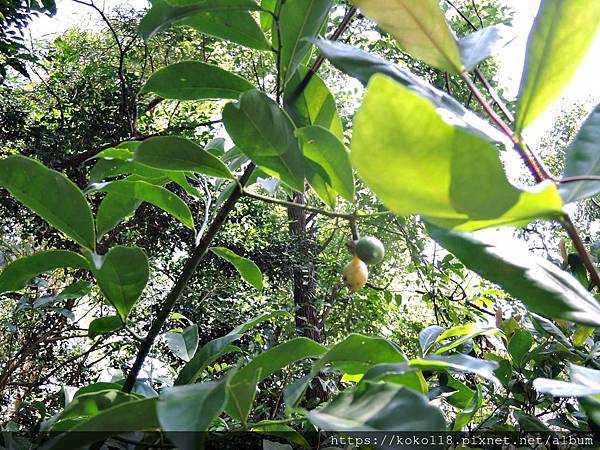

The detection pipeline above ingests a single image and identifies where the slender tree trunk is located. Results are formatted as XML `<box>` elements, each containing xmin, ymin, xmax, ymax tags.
<box><xmin>287</xmin><ymin>192</ymin><xmax>329</xmax><ymax>402</ymax></box>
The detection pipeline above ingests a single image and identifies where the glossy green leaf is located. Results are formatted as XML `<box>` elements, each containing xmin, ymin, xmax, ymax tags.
<box><xmin>284</xmin><ymin>334</ymin><xmax>427</xmax><ymax>408</ymax></box>
<box><xmin>43</xmin><ymin>398</ymin><xmax>159</xmax><ymax>450</ymax></box>
<box><xmin>296</xmin><ymin>125</ymin><xmax>354</xmax><ymax>207</ymax></box>
<box><xmin>252</xmin><ymin>420</ymin><xmax>311</xmax><ymax>450</ymax></box>
<box><xmin>277</xmin><ymin>0</ymin><xmax>333</xmax><ymax>83</ymax></box>
<box><xmin>560</xmin><ymin>103</ymin><xmax>600</xmax><ymax>203</ymax></box>
<box><xmin>175</xmin><ymin>310</ymin><xmax>293</xmax><ymax>385</ymax></box>
<box><xmin>223</xmin><ymin>89</ymin><xmax>304</xmax><ymax>191</ymax></box>
<box><xmin>308</xmin><ymin>382</ymin><xmax>446</xmax><ymax>434</ymax></box>
<box><xmin>138</xmin><ymin>0</ymin><xmax>259</xmax><ymax>41</ymax></box>
<box><xmin>435</xmin><ymin>322</ymin><xmax>500</xmax><ymax>354</ymax></box>
<box><xmin>165</xmin><ymin>324</ymin><xmax>199</xmax><ymax>362</ymax></box>
<box><xmin>225</xmin><ymin>337</ymin><xmax>328</xmax><ymax>422</ymax></box>
<box><xmin>0</xmin><ymin>250</ymin><xmax>90</xmax><ymax>294</ymax></box>
<box><xmin>418</xmin><ymin>325</ymin><xmax>445</xmax><ymax>355</ymax></box>
<box><xmin>458</xmin><ymin>24</ymin><xmax>516</xmax><ymax>71</ymax></box>
<box><xmin>158</xmin><ymin>379</ymin><xmax>228</xmax><ymax>450</ymax></box>
<box><xmin>91</xmin><ymin>246</ymin><xmax>149</xmax><ymax>321</ymax></box>
<box><xmin>507</xmin><ymin>329</ymin><xmax>533</xmax><ymax>367</ymax></box>
<box><xmin>365</xmin><ymin>354</ymin><xmax>499</xmax><ymax>385</ymax></box>
<box><xmin>135</xmin><ymin>136</ymin><xmax>233</xmax><ymax>179</ymax></box>
<box><xmin>453</xmin><ymin>385</ymin><xmax>482</xmax><ymax>431</ymax></box>
<box><xmin>88</xmin><ymin>316</ymin><xmax>123</xmax><ymax>339</ymax></box>
<box><xmin>429</xmin><ymin>226</ymin><xmax>600</xmax><ymax>327</ymax></box>
<box><xmin>284</xmin><ymin>65</ymin><xmax>343</xmax><ymax>140</ymax></box>
<box><xmin>178</xmin><ymin>10</ymin><xmax>269</xmax><ymax>50</ymax></box>
<box><xmin>353</xmin><ymin>0</ymin><xmax>462</xmax><ymax>73</ymax></box>
<box><xmin>353</xmin><ymin>75</ymin><xmax>563</xmax><ymax>230</ymax></box>
<box><xmin>515</xmin><ymin>410</ymin><xmax>550</xmax><ymax>432</ymax></box>
<box><xmin>210</xmin><ymin>247</ymin><xmax>263</xmax><ymax>290</ymax></box>
<box><xmin>95</xmin><ymin>191</ymin><xmax>142</xmax><ymax>240</ymax></box>
<box><xmin>141</xmin><ymin>61</ymin><xmax>254</xmax><ymax>101</ymax></box>
<box><xmin>93</xmin><ymin>180</ymin><xmax>194</xmax><ymax>231</ymax></box>
<box><xmin>0</xmin><ymin>155</ymin><xmax>95</xmax><ymax>250</ymax></box>
<box><xmin>315</xmin><ymin>39</ymin><xmax>509</xmax><ymax>145</ymax></box>
<box><xmin>516</xmin><ymin>0</ymin><xmax>600</xmax><ymax>132</ymax></box>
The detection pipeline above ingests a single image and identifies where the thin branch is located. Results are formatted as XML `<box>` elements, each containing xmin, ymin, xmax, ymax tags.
<box><xmin>559</xmin><ymin>175</ymin><xmax>600</xmax><ymax>183</ymax></box>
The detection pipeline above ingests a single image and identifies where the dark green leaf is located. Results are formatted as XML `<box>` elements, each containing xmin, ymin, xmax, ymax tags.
<box><xmin>353</xmin><ymin>75</ymin><xmax>562</xmax><ymax>230</ymax></box>
<box><xmin>516</xmin><ymin>0</ymin><xmax>600</xmax><ymax>132</ymax></box>
<box><xmin>507</xmin><ymin>329</ymin><xmax>533</xmax><ymax>367</ymax></box>
<box><xmin>353</xmin><ymin>0</ymin><xmax>462</xmax><ymax>72</ymax></box>
<box><xmin>308</xmin><ymin>382</ymin><xmax>446</xmax><ymax>435</ymax></box>
<box><xmin>223</xmin><ymin>89</ymin><xmax>304</xmax><ymax>191</ymax></box>
<box><xmin>176</xmin><ymin>310</ymin><xmax>294</xmax><ymax>385</ymax></box>
<box><xmin>458</xmin><ymin>24</ymin><xmax>516</xmax><ymax>71</ymax></box>
<box><xmin>138</xmin><ymin>0</ymin><xmax>260</xmax><ymax>41</ymax></box>
<box><xmin>277</xmin><ymin>0</ymin><xmax>333</xmax><ymax>83</ymax></box>
<box><xmin>453</xmin><ymin>385</ymin><xmax>482</xmax><ymax>430</ymax></box>
<box><xmin>252</xmin><ymin>420</ymin><xmax>311</xmax><ymax>450</ymax></box>
<box><xmin>91</xmin><ymin>246</ymin><xmax>149</xmax><ymax>321</ymax></box>
<box><xmin>92</xmin><ymin>179</ymin><xmax>194</xmax><ymax>231</ymax></box>
<box><xmin>225</xmin><ymin>337</ymin><xmax>327</xmax><ymax>422</ymax></box>
<box><xmin>515</xmin><ymin>410</ymin><xmax>550</xmax><ymax>431</ymax></box>
<box><xmin>165</xmin><ymin>324</ymin><xmax>199</xmax><ymax>362</ymax></box>
<box><xmin>179</xmin><ymin>10</ymin><xmax>269</xmax><ymax>50</ymax></box>
<box><xmin>42</xmin><ymin>398</ymin><xmax>159</xmax><ymax>450</ymax></box>
<box><xmin>210</xmin><ymin>247</ymin><xmax>263</xmax><ymax>290</ymax></box>
<box><xmin>0</xmin><ymin>156</ymin><xmax>96</xmax><ymax>250</ymax></box>
<box><xmin>158</xmin><ymin>379</ymin><xmax>229</xmax><ymax>450</ymax></box>
<box><xmin>429</xmin><ymin>226</ymin><xmax>600</xmax><ymax>326</ymax></box>
<box><xmin>141</xmin><ymin>61</ymin><xmax>254</xmax><ymax>100</ymax></box>
<box><xmin>88</xmin><ymin>316</ymin><xmax>123</xmax><ymax>339</ymax></box>
<box><xmin>560</xmin><ymin>103</ymin><xmax>600</xmax><ymax>203</ymax></box>
<box><xmin>419</xmin><ymin>325</ymin><xmax>445</xmax><ymax>355</ymax></box>
<box><xmin>296</xmin><ymin>125</ymin><xmax>354</xmax><ymax>207</ymax></box>
<box><xmin>0</xmin><ymin>251</ymin><xmax>90</xmax><ymax>294</ymax></box>
<box><xmin>135</xmin><ymin>136</ymin><xmax>233</xmax><ymax>179</ymax></box>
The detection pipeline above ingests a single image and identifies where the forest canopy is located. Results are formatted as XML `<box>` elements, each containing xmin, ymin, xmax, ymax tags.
<box><xmin>2</xmin><ymin>0</ymin><xmax>600</xmax><ymax>449</ymax></box>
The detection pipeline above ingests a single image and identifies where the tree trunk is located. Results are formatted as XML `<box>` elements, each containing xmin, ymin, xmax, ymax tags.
<box><xmin>287</xmin><ymin>192</ymin><xmax>329</xmax><ymax>402</ymax></box>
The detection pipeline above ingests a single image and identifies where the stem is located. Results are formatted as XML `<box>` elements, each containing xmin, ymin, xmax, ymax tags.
<box><xmin>461</xmin><ymin>71</ymin><xmax>600</xmax><ymax>290</ymax></box>
<box><xmin>122</xmin><ymin>165</ymin><xmax>255</xmax><ymax>392</ymax></box>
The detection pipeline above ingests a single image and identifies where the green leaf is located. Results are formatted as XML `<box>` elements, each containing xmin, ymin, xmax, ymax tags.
<box><xmin>165</xmin><ymin>324</ymin><xmax>199</xmax><ymax>362</ymax></box>
<box><xmin>95</xmin><ymin>191</ymin><xmax>142</xmax><ymax>240</ymax></box>
<box><xmin>223</xmin><ymin>89</ymin><xmax>304</xmax><ymax>191</ymax></box>
<box><xmin>284</xmin><ymin>65</ymin><xmax>344</xmax><ymax>140</ymax></box>
<box><xmin>48</xmin><ymin>390</ymin><xmax>139</xmax><ymax>431</ymax></box>
<box><xmin>141</xmin><ymin>61</ymin><xmax>254</xmax><ymax>101</ymax></box>
<box><xmin>428</xmin><ymin>226</ymin><xmax>600</xmax><ymax>327</ymax></box>
<box><xmin>175</xmin><ymin>310</ymin><xmax>294</xmax><ymax>385</ymax></box>
<box><xmin>277</xmin><ymin>0</ymin><xmax>333</xmax><ymax>83</ymax></box>
<box><xmin>138</xmin><ymin>0</ymin><xmax>260</xmax><ymax>41</ymax></box>
<box><xmin>43</xmin><ymin>398</ymin><xmax>159</xmax><ymax>450</ymax></box>
<box><xmin>507</xmin><ymin>329</ymin><xmax>533</xmax><ymax>367</ymax></box>
<box><xmin>93</xmin><ymin>180</ymin><xmax>195</xmax><ymax>231</ymax></box>
<box><xmin>88</xmin><ymin>316</ymin><xmax>123</xmax><ymax>339</ymax></box>
<box><xmin>453</xmin><ymin>385</ymin><xmax>482</xmax><ymax>431</ymax></box>
<box><xmin>91</xmin><ymin>246</ymin><xmax>149</xmax><ymax>321</ymax></box>
<box><xmin>353</xmin><ymin>0</ymin><xmax>462</xmax><ymax>73</ymax></box>
<box><xmin>284</xmin><ymin>334</ymin><xmax>428</xmax><ymax>408</ymax></box>
<box><xmin>0</xmin><ymin>155</ymin><xmax>96</xmax><ymax>250</ymax></box>
<box><xmin>418</xmin><ymin>325</ymin><xmax>445</xmax><ymax>355</ymax></box>
<box><xmin>225</xmin><ymin>337</ymin><xmax>328</xmax><ymax>422</ymax></box>
<box><xmin>515</xmin><ymin>410</ymin><xmax>550</xmax><ymax>432</ymax></box>
<box><xmin>135</xmin><ymin>136</ymin><xmax>233</xmax><ymax>179</ymax></box>
<box><xmin>296</xmin><ymin>125</ymin><xmax>354</xmax><ymax>207</ymax></box>
<box><xmin>435</xmin><ymin>322</ymin><xmax>500</xmax><ymax>354</ymax></box>
<box><xmin>307</xmin><ymin>381</ymin><xmax>446</xmax><ymax>434</ymax></box>
<box><xmin>560</xmin><ymin>103</ymin><xmax>600</xmax><ymax>203</ymax></box>
<box><xmin>458</xmin><ymin>24</ymin><xmax>516</xmax><ymax>71</ymax></box>
<box><xmin>0</xmin><ymin>250</ymin><xmax>90</xmax><ymax>294</ymax></box>
<box><xmin>252</xmin><ymin>420</ymin><xmax>311</xmax><ymax>450</ymax></box>
<box><xmin>352</xmin><ymin>74</ymin><xmax>563</xmax><ymax>230</ymax></box>
<box><xmin>210</xmin><ymin>247</ymin><xmax>263</xmax><ymax>290</ymax></box>
<box><xmin>515</xmin><ymin>0</ymin><xmax>600</xmax><ymax>132</ymax></box>
<box><xmin>178</xmin><ymin>10</ymin><xmax>269</xmax><ymax>50</ymax></box>
<box><xmin>157</xmin><ymin>378</ymin><xmax>229</xmax><ymax>450</ymax></box>
<box><xmin>315</xmin><ymin>39</ymin><xmax>508</xmax><ymax>145</ymax></box>
<box><xmin>365</xmin><ymin>354</ymin><xmax>500</xmax><ymax>386</ymax></box>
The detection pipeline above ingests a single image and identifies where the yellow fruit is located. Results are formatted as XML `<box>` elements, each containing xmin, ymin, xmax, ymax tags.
<box><xmin>343</xmin><ymin>256</ymin><xmax>368</xmax><ymax>292</ymax></box>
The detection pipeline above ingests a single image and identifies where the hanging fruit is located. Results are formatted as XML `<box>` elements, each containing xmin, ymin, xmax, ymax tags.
<box><xmin>355</xmin><ymin>236</ymin><xmax>385</xmax><ymax>265</ymax></box>
<box><xmin>343</xmin><ymin>256</ymin><xmax>369</xmax><ymax>292</ymax></box>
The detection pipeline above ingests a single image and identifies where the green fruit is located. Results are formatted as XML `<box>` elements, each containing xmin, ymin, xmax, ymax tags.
<box><xmin>355</xmin><ymin>236</ymin><xmax>385</xmax><ymax>265</ymax></box>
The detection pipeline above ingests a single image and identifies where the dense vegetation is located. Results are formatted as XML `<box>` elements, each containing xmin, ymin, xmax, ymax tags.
<box><xmin>2</xmin><ymin>0</ymin><xmax>600</xmax><ymax>449</ymax></box>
